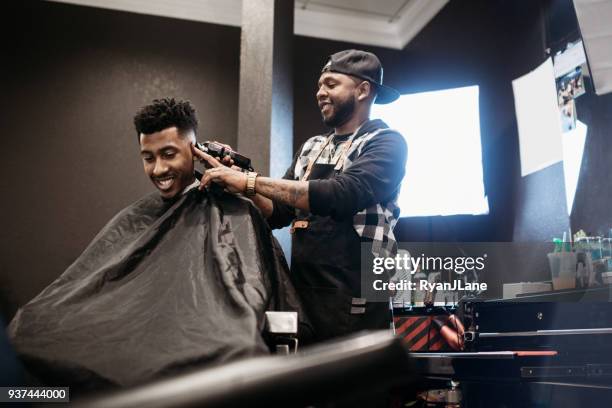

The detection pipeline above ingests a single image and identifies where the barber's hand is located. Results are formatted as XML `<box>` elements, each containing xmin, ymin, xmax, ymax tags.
<box><xmin>191</xmin><ymin>144</ymin><xmax>247</xmax><ymax>194</ymax></box>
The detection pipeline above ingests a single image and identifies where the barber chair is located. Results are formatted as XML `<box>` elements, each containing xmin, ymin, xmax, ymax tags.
<box><xmin>76</xmin><ymin>331</ymin><xmax>417</xmax><ymax>408</ymax></box>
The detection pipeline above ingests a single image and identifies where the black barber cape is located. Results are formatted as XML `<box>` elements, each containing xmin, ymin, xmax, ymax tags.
<box><xmin>9</xmin><ymin>188</ymin><xmax>309</xmax><ymax>389</ymax></box>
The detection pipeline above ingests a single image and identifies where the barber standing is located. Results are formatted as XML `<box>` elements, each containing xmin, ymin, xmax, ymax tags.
<box><xmin>194</xmin><ymin>49</ymin><xmax>407</xmax><ymax>343</ymax></box>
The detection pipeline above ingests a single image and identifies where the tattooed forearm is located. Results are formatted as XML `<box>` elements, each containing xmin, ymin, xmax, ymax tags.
<box><xmin>255</xmin><ymin>177</ymin><xmax>310</xmax><ymax>212</ymax></box>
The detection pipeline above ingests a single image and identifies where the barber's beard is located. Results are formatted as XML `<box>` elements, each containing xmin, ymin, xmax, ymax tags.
<box><xmin>323</xmin><ymin>97</ymin><xmax>355</xmax><ymax>128</ymax></box>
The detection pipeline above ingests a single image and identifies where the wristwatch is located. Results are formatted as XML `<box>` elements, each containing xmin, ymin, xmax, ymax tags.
<box><xmin>245</xmin><ymin>171</ymin><xmax>258</xmax><ymax>197</ymax></box>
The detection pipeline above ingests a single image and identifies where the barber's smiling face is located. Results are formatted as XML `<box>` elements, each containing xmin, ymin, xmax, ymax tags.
<box><xmin>139</xmin><ymin>127</ymin><xmax>195</xmax><ymax>199</ymax></box>
<box><xmin>316</xmin><ymin>72</ymin><xmax>358</xmax><ymax>128</ymax></box>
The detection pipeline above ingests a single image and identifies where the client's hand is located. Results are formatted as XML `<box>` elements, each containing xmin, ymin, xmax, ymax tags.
<box><xmin>191</xmin><ymin>144</ymin><xmax>247</xmax><ymax>194</ymax></box>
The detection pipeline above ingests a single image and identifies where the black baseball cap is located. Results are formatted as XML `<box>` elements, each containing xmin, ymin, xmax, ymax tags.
<box><xmin>321</xmin><ymin>49</ymin><xmax>400</xmax><ymax>104</ymax></box>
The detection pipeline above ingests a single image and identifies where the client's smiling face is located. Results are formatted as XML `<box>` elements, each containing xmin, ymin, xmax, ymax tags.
<box><xmin>139</xmin><ymin>127</ymin><xmax>195</xmax><ymax>199</ymax></box>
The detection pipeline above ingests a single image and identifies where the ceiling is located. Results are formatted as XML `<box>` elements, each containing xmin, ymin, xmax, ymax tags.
<box><xmin>48</xmin><ymin>0</ymin><xmax>449</xmax><ymax>49</ymax></box>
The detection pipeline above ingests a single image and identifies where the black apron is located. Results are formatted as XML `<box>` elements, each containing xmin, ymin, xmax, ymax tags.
<box><xmin>291</xmin><ymin>162</ymin><xmax>391</xmax><ymax>343</ymax></box>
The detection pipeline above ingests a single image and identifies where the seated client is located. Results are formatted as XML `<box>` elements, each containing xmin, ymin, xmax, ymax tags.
<box><xmin>9</xmin><ymin>98</ymin><xmax>308</xmax><ymax>390</ymax></box>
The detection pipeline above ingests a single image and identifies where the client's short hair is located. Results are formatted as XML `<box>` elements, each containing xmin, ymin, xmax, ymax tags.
<box><xmin>133</xmin><ymin>98</ymin><xmax>198</xmax><ymax>140</ymax></box>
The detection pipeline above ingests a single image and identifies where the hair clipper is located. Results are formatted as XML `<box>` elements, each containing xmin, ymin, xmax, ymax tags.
<box><xmin>195</xmin><ymin>141</ymin><xmax>253</xmax><ymax>172</ymax></box>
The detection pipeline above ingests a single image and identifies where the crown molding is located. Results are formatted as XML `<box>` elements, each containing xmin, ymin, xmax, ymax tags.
<box><xmin>48</xmin><ymin>0</ymin><xmax>448</xmax><ymax>50</ymax></box>
<box><xmin>49</xmin><ymin>0</ymin><xmax>243</xmax><ymax>27</ymax></box>
<box><xmin>396</xmin><ymin>0</ymin><xmax>449</xmax><ymax>47</ymax></box>
<box><xmin>294</xmin><ymin>7</ymin><xmax>402</xmax><ymax>49</ymax></box>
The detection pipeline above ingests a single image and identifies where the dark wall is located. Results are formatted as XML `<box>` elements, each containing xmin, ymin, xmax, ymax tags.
<box><xmin>511</xmin><ymin>0</ymin><xmax>612</xmax><ymax>241</ymax></box>
<box><xmin>508</xmin><ymin>0</ymin><xmax>612</xmax><ymax>282</ymax></box>
<box><xmin>293</xmin><ymin>0</ymin><xmax>549</xmax><ymax>244</ymax></box>
<box><xmin>2</xmin><ymin>0</ymin><xmax>610</xmax><ymax>318</ymax></box>
<box><xmin>571</xmin><ymin>84</ymin><xmax>612</xmax><ymax>235</ymax></box>
<box><xmin>509</xmin><ymin>0</ymin><xmax>570</xmax><ymax>250</ymax></box>
<box><xmin>547</xmin><ymin>0</ymin><xmax>612</xmax><ymax>236</ymax></box>
<box><xmin>0</xmin><ymin>0</ymin><xmax>544</xmax><ymax>318</ymax></box>
<box><xmin>0</xmin><ymin>0</ymin><xmax>241</xmax><ymax>319</ymax></box>
<box><xmin>292</xmin><ymin>0</ymin><xmax>612</xmax><ymax>289</ymax></box>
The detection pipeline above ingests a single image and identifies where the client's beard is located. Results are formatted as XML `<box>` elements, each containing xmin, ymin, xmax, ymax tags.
<box><xmin>323</xmin><ymin>97</ymin><xmax>355</xmax><ymax>128</ymax></box>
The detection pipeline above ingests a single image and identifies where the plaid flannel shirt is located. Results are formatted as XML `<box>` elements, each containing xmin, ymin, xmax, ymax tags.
<box><xmin>291</xmin><ymin>120</ymin><xmax>404</xmax><ymax>258</ymax></box>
